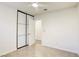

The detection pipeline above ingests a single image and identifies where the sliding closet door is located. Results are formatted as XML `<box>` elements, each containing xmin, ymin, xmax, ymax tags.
<box><xmin>27</xmin><ymin>15</ymin><xmax>35</xmax><ymax>45</ymax></box>
<box><xmin>17</xmin><ymin>11</ymin><xmax>27</xmax><ymax>48</ymax></box>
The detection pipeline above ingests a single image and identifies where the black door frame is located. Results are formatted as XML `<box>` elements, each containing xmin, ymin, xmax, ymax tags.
<box><xmin>16</xmin><ymin>10</ymin><xmax>34</xmax><ymax>49</ymax></box>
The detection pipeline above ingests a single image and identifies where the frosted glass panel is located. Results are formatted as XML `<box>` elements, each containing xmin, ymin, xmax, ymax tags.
<box><xmin>18</xmin><ymin>35</ymin><xmax>26</xmax><ymax>47</ymax></box>
<box><xmin>18</xmin><ymin>11</ymin><xmax>26</xmax><ymax>48</ymax></box>
<box><xmin>18</xmin><ymin>12</ymin><xmax>26</xmax><ymax>24</ymax></box>
<box><xmin>27</xmin><ymin>15</ymin><xmax>35</xmax><ymax>45</ymax></box>
<box><xmin>18</xmin><ymin>24</ymin><xmax>26</xmax><ymax>35</ymax></box>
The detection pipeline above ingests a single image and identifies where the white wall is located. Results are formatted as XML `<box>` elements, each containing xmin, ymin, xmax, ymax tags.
<box><xmin>35</xmin><ymin>7</ymin><xmax>79</xmax><ymax>54</ymax></box>
<box><xmin>0</xmin><ymin>4</ymin><xmax>17</xmax><ymax>56</ymax></box>
<box><xmin>35</xmin><ymin>20</ymin><xmax>42</xmax><ymax>40</ymax></box>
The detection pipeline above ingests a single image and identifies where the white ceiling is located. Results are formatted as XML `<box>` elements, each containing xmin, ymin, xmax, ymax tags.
<box><xmin>1</xmin><ymin>2</ymin><xmax>78</xmax><ymax>15</ymax></box>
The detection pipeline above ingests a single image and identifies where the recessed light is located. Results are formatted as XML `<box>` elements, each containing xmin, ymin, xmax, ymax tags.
<box><xmin>32</xmin><ymin>3</ymin><xmax>38</xmax><ymax>8</ymax></box>
<box><xmin>44</xmin><ymin>9</ymin><xmax>48</xmax><ymax>11</ymax></box>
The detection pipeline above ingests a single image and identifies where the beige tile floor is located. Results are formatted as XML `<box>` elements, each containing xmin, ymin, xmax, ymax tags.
<box><xmin>2</xmin><ymin>40</ymin><xmax>79</xmax><ymax>57</ymax></box>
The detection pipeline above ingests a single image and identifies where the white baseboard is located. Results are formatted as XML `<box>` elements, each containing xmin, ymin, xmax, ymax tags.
<box><xmin>42</xmin><ymin>43</ymin><xmax>78</xmax><ymax>55</ymax></box>
<box><xmin>0</xmin><ymin>49</ymin><xmax>16</xmax><ymax>57</ymax></box>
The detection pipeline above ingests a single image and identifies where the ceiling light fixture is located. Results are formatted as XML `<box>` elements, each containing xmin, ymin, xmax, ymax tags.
<box><xmin>32</xmin><ymin>3</ymin><xmax>38</xmax><ymax>7</ymax></box>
